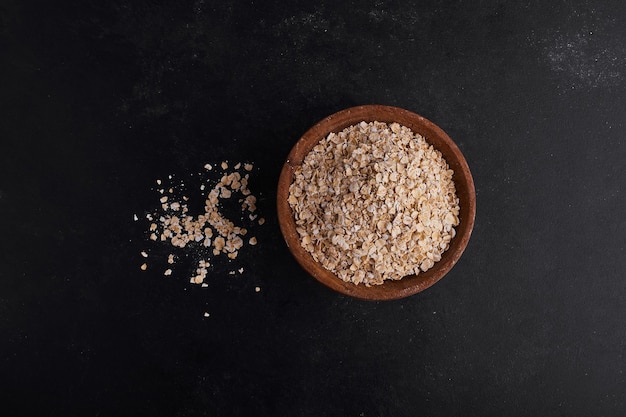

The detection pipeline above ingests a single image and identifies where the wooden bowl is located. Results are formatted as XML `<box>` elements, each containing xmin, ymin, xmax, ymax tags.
<box><xmin>277</xmin><ymin>105</ymin><xmax>476</xmax><ymax>300</ymax></box>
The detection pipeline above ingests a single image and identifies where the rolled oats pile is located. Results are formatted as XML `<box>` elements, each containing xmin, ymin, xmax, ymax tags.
<box><xmin>288</xmin><ymin>121</ymin><xmax>460</xmax><ymax>286</ymax></box>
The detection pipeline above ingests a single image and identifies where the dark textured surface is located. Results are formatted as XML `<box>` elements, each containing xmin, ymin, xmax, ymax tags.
<box><xmin>1</xmin><ymin>1</ymin><xmax>625</xmax><ymax>416</ymax></box>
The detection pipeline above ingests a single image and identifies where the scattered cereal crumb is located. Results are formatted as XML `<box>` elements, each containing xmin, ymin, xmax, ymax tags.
<box><xmin>220</xmin><ymin>188</ymin><xmax>232</xmax><ymax>198</ymax></box>
<box><xmin>140</xmin><ymin>263</ymin><xmax>147</xmax><ymax>271</ymax></box>
<box><xmin>187</xmin><ymin>260</ymin><xmax>210</xmax><ymax>284</ymax></box>
<box><xmin>244</xmin><ymin>195</ymin><xmax>257</xmax><ymax>212</ymax></box>
<box><xmin>203</xmin><ymin>312</ymin><xmax>210</xmax><ymax>317</ymax></box>
<box><xmin>141</xmin><ymin>251</ymin><xmax>148</xmax><ymax>258</ymax></box>
<box><xmin>142</xmin><ymin>162</ymin><xmax>264</xmax><ymax>295</ymax></box>
<box><xmin>255</xmin><ymin>286</ymin><xmax>261</xmax><ymax>292</ymax></box>
<box><xmin>157</xmin><ymin>179</ymin><xmax>162</xmax><ymax>185</ymax></box>
<box><xmin>258</xmin><ymin>217</ymin><xmax>265</xmax><ymax>225</ymax></box>
<box><xmin>249</xmin><ymin>237</ymin><xmax>257</xmax><ymax>245</ymax></box>
<box><xmin>133</xmin><ymin>214</ymin><xmax>138</xmax><ymax>221</ymax></box>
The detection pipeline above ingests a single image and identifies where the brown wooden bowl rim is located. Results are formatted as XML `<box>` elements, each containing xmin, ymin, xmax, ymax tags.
<box><xmin>277</xmin><ymin>105</ymin><xmax>476</xmax><ymax>300</ymax></box>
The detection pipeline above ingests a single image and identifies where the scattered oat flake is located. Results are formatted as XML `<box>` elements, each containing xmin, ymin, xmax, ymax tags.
<box><xmin>140</xmin><ymin>263</ymin><xmax>147</xmax><ymax>271</ymax></box>
<box><xmin>258</xmin><ymin>217</ymin><xmax>265</xmax><ymax>225</ymax></box>
<box><xmin>133</xmin><ymin>214</ymin><xmax>138</xmax><ymax>221</ymax></box>
<box><xmin>156</xmin><ymin>179</ymin><xmax>162</xmax><ymax>185</ymax></box>
<box><xmin>141</xmin><ymin>251</ymin><xmax>148</xmax><ymax>258</ymax></box>
<box><xmin>255</xmin><ymin>286</ymin><xmax>261</xmax><ymax>292</ymax></box>
<box><xmin>203</xmin><ymin>312</ymin><xmax>210</xmax><ymax>317</ymax></box>
<box><xmin>142</xmin><ymin>163</ymin><xmax>264</xmax><ymax>298</ymax></box>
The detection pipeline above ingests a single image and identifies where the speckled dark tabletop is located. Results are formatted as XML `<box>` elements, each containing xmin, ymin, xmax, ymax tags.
<box><xmin>2</xmin><ymin>1</ymin><xmax>625</xmax><ymax>416</ymax></box>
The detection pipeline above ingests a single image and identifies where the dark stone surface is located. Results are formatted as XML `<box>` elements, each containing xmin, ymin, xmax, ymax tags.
<box><xmin>1</xmin><ymin>0</ymin><xmax>625</xmax><ymax>415</ymax></box>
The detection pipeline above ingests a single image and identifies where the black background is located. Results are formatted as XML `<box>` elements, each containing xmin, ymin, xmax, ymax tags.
<box><xmin>2</xmin><ymin>0</ymin><xmax>625</xmax><ymax>416</ymax></box>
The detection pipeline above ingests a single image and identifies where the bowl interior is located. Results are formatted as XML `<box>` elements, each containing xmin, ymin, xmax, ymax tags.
<box><xmin>277</xmin><ymin>105</ymin><xmax>476</xmax><ymax>300</ymax></box>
